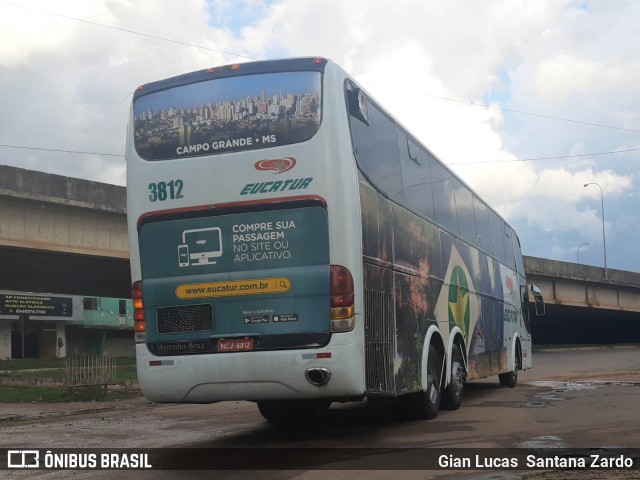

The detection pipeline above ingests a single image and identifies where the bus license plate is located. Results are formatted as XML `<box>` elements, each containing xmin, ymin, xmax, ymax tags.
<box><xmin>218</xmin><ymin>338</ymin><xmax>254</xmax><ymax>352</ymax></box>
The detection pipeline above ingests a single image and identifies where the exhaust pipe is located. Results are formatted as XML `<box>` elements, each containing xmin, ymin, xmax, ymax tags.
<box><xmin>305</xmin><ymin>367</ymin><xmax>331</xmax><ymax>386</ymax></box>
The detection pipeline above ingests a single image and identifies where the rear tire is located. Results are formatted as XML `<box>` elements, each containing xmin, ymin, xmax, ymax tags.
<box><xmin>442</xmin><ymin>344</ymin><xmax>466</xmax><ymax>410</ymax></box>
<box><xmin>397</xmin><ymin>344</ymin><xmax>441</xmax><ymax>420</ymax></box>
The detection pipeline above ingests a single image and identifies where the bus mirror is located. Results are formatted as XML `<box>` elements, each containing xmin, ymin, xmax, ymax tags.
<box><xmin>347</xmin><ymin>87</ymin><xmax>370</xmax><ymax>125</ymax></box>
<box><xmin>529</xmin><ymin>284</ymin><xmax>545</xmax><ymax>317</ymax></box>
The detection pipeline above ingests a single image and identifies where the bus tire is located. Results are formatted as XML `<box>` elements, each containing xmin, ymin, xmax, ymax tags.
<box><xmin>397</xmin><ymin>344</ymin><xmax>441</xmax><ymax>420</ymax></box>
<box><xmin>499</xmin><ymin>370</ymin><xmax>517</xmax><ymax>388</ymax></box>
<box><xmin>257</xmin><ymin>399</ymin><xmax>330</xmax><ymax>423</ymax></box>
<box><xmin>442</xmin><ymin>343</ymin><xmax>466</xmax><ymax>410</ymax></box>
<box><xmin>421</xmin><ymin>344</ymin><xmax>442</xmax><ymax>419</ymax></box>
<box><xmin>499</xmin><ymin>343</ymin><xmax>521</xmax><ymax>388</ymax></box>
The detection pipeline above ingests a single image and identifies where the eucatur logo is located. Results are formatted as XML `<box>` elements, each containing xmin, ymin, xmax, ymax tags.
<box><xmin>254</xmin><ymin>157</ymin><xmax>296</xmax><ymax>174</ymax></box>
<box><xmin>505</xmin><ymin>276</ymin><xmax>515</xmax><ymax>295</ymax></box>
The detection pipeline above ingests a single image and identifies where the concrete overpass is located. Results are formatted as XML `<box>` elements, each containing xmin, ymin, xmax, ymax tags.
<box><xmin>1</xmin><ymin>165</ymin><xmax>639</xmax><ymax>344</ymax></box>
<box><xmin>525</xmin><ymin>256</ymin><xmax>640</xmax><ymax>313</ymax></box>
<box><xmin>0</xmin><ymin>165</ymin><xmax>130</xmax><ymax>298</ymax></box>
<box><xmin>524</xmin><ymin>257</ymin><xmax>640</xmax><ymax>344</ymax></box>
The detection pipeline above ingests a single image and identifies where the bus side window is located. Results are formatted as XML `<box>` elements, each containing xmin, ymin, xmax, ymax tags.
<box><xmin>407</xmin><ymin>136</ymin><xmax>421</xmax><ymax>164</ymax></box>
<box><xmin>473</xmin><ymin>197</ymin><xmax>493</xmax><ymax>257</ymax></box>
<box><xmin>430</xmin><ymin>157</ymin><xmax>459</xmax><ymax>235</ymax></box>
<box><xmin>453</xmin><ymin>179</ymin><xmax>476</xmax><ymax>245</ymax></box>
<box><xmin>503</xmin><ymin>224</ymin><xmax>517</xmax><ymax>270</ymax></box>
<box><xmin>489</xmin><ymin>211</ymin><xmax>506</xmax><ymax>264</ymax></box>
<box><xmin>398</xmin><ymin>133</ymin><xmax>435</xmax><ymax>220</ymax></box>
<box><xmin>349</xmin><ymin>92</ymin><xmax>402</xmax><ymax>198</ymax></box>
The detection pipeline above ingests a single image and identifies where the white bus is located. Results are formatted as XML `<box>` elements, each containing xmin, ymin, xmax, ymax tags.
<box><xmin>126</xmin><ymin>57</ymin><xmax>544</xmax><ymax>421</ymax></box>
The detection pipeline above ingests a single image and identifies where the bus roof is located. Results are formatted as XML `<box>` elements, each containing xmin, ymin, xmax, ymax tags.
<box><xmin>133</xmin><ymin>57</ymin><xmax>329</xmax><ymax>100</ymax></box>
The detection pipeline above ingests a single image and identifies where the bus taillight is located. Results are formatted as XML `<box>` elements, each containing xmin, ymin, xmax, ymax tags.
<box><xmin>330</xmin><ymin>265</ymin><xmax>355</xmax><ymax>332</ymax></box>
<box><xmin>132</xmin><ymin>281</ymin><xmax>146</xmax><ymax>343</ymax></box>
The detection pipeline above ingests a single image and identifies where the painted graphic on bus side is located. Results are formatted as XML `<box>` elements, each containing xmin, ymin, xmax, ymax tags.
<box><xmin>360</xmin><ymin>180</ymin><xmax>523</xmax><ymax>394</ymax></box>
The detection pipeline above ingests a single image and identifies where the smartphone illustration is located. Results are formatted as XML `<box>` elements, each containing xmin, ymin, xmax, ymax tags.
<box><xmin>177</xmin><ymin>244</ymin><xmax>190</xmax><ymax>267</ymax></box>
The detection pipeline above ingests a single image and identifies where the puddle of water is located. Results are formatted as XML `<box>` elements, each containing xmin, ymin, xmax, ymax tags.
<box><xmin>528</xmin><ymin>380</ymin><xmax>640</xmax><ymax>391</ymax></box>
<box><xmin>521</xmin><ymin>380</ymin><xmax>640</xmax><ymax>409</ymax></box>
<box><xmin>520</xmin><ymin>392</ymin><xmax>565</xmax><ymax>408</ymax></box>
<box><xmin>528</xmin><ymin>380</ymin><xmax>598</xmax><ymax>391</ymax></box>
<box><xmin>517</xmin><ymin>435</ymin><xmax>568</xmax><ymax>448</ymax></box>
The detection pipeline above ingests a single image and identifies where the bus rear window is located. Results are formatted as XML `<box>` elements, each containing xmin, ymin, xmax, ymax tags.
<box><xmin>133</xmin><ymin>71</ymin><xmax>322</xmax><ymax>161</ymax></box>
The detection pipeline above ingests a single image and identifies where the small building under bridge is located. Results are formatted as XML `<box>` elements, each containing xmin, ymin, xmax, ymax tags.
<box><xmin>0</xmin><ymin>292</ymin><xmax>133</xmax><ymax>360</ymax></box>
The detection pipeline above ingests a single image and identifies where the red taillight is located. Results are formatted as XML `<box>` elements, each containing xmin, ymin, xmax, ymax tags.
<box><xmin>330</xmin><ymin>265</ymin><xmax>355</xmax><ymax>329</ymax></box>
<box><xmin>132</xmin><ymin>281</ymin><xmax>146</xmax><ymax>339</ymax></box>
<box><xmin>330</xmin><ymin>265</ymin><xmax>353</xmax><ymax>294</ymax></box>
<box><xmin>132</xmin><ymin>281</ymin><xmax>143</xmax><ymax>308</ymax></box>
<box><xmin>330</xmin><ymin>265</ymin><xmax>354</xmax><ymax>304</ymax></box>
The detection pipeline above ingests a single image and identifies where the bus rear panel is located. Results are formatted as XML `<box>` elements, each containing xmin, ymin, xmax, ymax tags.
<box><xmin>127</xmin><ymin>58</ymin><xmax>366</xmax><ymax>404</ymax></box>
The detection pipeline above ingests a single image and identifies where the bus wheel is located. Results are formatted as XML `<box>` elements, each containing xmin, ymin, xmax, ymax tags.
<box><xmin>257</xmin><ymin>399</ymin><xmax>330</xmax><ymax>423</ymax></box>
<box><xmin>421</xmin><ymin>344</ymin><xmax>442</xmax><ymax>419</ymax></box>
<box><xmin>499</xmin><ymin>350</ymin><xmax>520</xmax><ymax>388</ymax></box>
<box><xmin>499</xmin><ymin>370</ymin><xmax>517</xmax><ymax>388</ymax></box>
<box><xmin>442</xmin><ymin>344</ymin><xmax>466</xmax><ymax>410</ymax></box>
<box><xmin>397</xmin><ymin>344</ymin><xmax>441</xmax><ymax>420</ymax></box>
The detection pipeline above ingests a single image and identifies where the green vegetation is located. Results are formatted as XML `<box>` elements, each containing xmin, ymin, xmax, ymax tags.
<box><xmin>0</xmin><ymin>358</ymin><xmax>66</xmax><ymax>370</ymax></box>
<box><xmin>0</xmin><ymin>357</ymin><xmax>139</xmax><ymax>403</ymax></box>
<box><xmin>0</xmin><ymin>357</ymin><xmax>136</xmax><ymax>370</ymax></box>
<box><xmin>0</xmin><ymin>385</ymin><xmax>140</xmax><ymax>403</ymax></box>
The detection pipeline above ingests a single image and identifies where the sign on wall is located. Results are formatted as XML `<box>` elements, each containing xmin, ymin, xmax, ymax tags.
<box><xmin>0</xmin><ymin>294</ymin><xmax>73</xmax><ymax>318</ymax></box>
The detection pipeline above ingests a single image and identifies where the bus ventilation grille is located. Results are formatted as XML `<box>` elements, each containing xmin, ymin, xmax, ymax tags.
<box><xmin>157</xmin><ymin>304</ymin><xmax>213</xmax><ymax>334</ymax></box>
<box><xmin>364</xmin><ymin>290</ymin><xmax>395</xmax><ymax>394</ymax></box>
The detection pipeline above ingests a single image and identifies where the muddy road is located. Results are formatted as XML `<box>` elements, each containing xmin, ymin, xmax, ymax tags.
<box><xmin>2</xmin><ymin>347</ymin><xmax>640</xmax><ymax>479</ymax></box>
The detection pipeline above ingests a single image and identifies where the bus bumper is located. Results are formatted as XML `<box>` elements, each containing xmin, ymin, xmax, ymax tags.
<box><xmin>135</xmin><ymin>341</ymin><xmax>365</xmax><ymax>403</ymax></box>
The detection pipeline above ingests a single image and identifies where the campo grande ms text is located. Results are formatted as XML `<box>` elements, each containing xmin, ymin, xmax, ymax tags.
<box><xmin>176</xmin><ymin>135</ymin><xmax>276</xmax><ymax>155</ymax></box>
<box><xmin>439</xmin><ymin>454</ymin><xmax>634</xmax><ymax>469</ymax></box>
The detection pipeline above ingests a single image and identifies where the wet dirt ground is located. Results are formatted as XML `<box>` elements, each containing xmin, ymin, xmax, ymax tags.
<box><xmin>1</xmin><ymin>347</ymin><xmax>639</xmax><ymax>479</ymax></box>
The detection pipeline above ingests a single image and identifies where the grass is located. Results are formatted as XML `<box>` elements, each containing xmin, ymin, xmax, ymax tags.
<box><xmin>0</xmin><ymin>385</ymin><xmax>140</xmax><ymax>403</ymax></box>
<box><xmin>0</xmin><ymin>358</ymin><xmax>66</xmax><ymax>370</ymax></box>
<box><xmin>0</xmin><ymin>357</ymin><xmax>140</xmax><ymax>403</ymax></box>
<box><xmin>0</xmin><ymin>357</ymin><xmax>136</xmax><ymax>371</ymax></box>
<box><xmin>0</xmin><ymin>357</ymin><xmax>137</xmax><ymax>382</ymax></box>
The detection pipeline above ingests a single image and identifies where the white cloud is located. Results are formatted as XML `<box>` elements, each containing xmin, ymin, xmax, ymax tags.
<box><xmin>0</xmin><ymin>1</ymin><xmax>101</xmax><ymax>67</ymax></box>
<box><xmin>537</xmin><ymin>167</ymin><xmax>632</xmax><ymax>201</ymax></box>
<box><xmin>1</xmin><ymin>0</ymin><xmax>639</xmax><ymax>270</ymax></box>
<box><xmin>534</xmin><ymin>55</ymin><xmax>640</xmax><ymax>103</ymax></box>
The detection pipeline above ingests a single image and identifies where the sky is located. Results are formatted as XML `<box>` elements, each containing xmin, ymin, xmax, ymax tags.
<box><xmin>1</xmin><ymin>0</ymin><xmax>639</xmax><ymax>272</ymax></box>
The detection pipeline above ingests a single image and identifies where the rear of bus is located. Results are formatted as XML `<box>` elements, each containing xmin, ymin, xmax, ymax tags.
<box><xmin>126</xmin><ymin>58</ymin><xmax>366</xmax><ymax>405</ymax></box>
